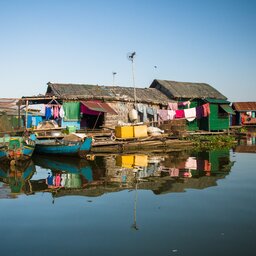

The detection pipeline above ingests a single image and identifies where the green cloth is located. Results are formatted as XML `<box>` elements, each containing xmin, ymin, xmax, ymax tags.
<box><xmin>63</xmin><ymin>102</ymin><xmax>80</xmax><ymax>121</ymax></box>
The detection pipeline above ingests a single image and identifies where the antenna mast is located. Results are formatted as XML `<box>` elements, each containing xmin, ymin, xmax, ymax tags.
<box><xmin>127</xmin><ymin>51</ymin><xmax>136</xmax><ymax>105</ymax></box>
<box><xmin>112</xmin><ymin>72</ymin><xmax>117</xmax><ymax>86</ymax></box>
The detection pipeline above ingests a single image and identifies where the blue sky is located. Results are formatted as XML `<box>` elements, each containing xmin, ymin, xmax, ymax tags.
<box><xmin>0</xmin><ymin>0</ymin><xmax>255</xmax><ymax>101</ymax></box>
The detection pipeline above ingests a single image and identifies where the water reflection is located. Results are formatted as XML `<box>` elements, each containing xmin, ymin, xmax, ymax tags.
<box><xmin>0</xmin><ymin>160</ymin><xmax>36</xmax><ymax>198</ymax></box>
<box><xmin>234</xmin><ymin>131</ymin><xmax>256</xmax><ymax>153</ymax></box>
<box><xmin>0</xmin><ymin>149</ymin><xmax>235</xmax><ymax>199</ymax></box>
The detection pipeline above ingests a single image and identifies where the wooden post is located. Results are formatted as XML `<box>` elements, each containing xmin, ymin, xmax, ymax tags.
<box><xmin>25</xmin><ymin>100</ymin><xmax>28</xmax><ymax>129</ymax></box>
<box><xmin>92</xmin><ymin>112</ymin><xmax>101</xmax><ymax>131</ymax></box>
<box><xmin>208</xmin><ymin>112</ymin><xmax>211</xmax><ymax>132</ymax></box>
<box><xmin>18</xmin><ymin>100</ymin><xmax>21</xmax><ymax>129</ymax></box>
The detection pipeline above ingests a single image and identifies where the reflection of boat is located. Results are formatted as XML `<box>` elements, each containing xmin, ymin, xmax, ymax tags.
<box><xmin>33</xmin><ymin>155</ymin><xmax>94</xmax><ymax>186</ymax></box>
<box><xmin>0</xmin><ymin>134</ymin><xmax>36</xmax><ymax>164</ymax></box>
<box><xmin>35</xmin><ymin>135</ymin><xmax>92</xmax><ymax>157</ymax></box>
<box><xmin>0</xmin><ymin>160</ymin><xmax>36</xmax><ymax>194</ymax></box>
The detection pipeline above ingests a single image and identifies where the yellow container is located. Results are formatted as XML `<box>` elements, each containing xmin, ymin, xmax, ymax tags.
<box><xmin>116</xmin><ymin>155</ymin><xmax>134</xmax><ymax>168</ymax></box>
<box><xmin>115</xmin><ymin>126</ymin><xmax>134</xmax><ymax>138</ymax></box>
<box><xmin>134</xmin><ymin>155</ymin><xmax>148</xmax><ymax>167</ymax></box>
<box><xmin>133</xmin><ymin>125</ymin><xmax>148</xmax><ymax>138</ymax></box>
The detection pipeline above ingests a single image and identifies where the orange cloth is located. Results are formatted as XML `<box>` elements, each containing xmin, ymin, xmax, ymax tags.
<box><xmin>203</xmin><ymin>103</ymin><xmax>210</xmax><ymax>117</ymax></box>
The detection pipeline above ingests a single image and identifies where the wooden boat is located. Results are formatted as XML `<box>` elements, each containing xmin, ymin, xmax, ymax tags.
<box><xmin>0</xmin><ymin>134</ymin><xmax>36</xmax><ymax>164</ymax></box>
<box><xmin>35</xmin><ymin>134</ymin><xmax>92</xmax><ymax>158</ymax></box>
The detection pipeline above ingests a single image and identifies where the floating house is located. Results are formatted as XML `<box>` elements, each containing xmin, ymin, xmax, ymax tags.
<box><xmin>150</xmin><ymin>79</ymin><xmax>235</xmax><ymax>131</ymax></box>
<box><xmin>231</xmin><ymin>102</ymin><xmax>256</xmax><ymax>126</ymax></box>
<box><xmin>22</xmin><ymin>82</ymin><xmax>173</xmax><ymax>131</ymax></box>
<box><xmin>21</xmin><ymin>79</ymin><xmax>234</xmax><ymax>133</ymax></box>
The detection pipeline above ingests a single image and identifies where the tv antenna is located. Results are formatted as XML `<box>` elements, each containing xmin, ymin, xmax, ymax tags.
<box><xmin>127</xmin><ymin>51</ymin><xmax>136</xmax><ymax>104</ymax></box>
<box><xmin>112</xmin><ymin>72</ymin><xmax>117</xmax><ymax>86</ymax></box>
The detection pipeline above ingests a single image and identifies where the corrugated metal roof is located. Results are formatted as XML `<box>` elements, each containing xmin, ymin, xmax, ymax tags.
<box><xmin>232</xmin><ymin>102</ymin><xmax>256</xmax><ymax>111</ymax></box>
<box><xmin>81</xmin><ymin>101</ymin><xmax>118</xmax><ymax>115</ymax></box>
<box><xmin>0</xmin><ymin>98</ymin><xmax>20</xmax><ymax>115</ymax></box>
<box><xmin>150</xmin><ymin>79</ymin><xmax>227</xmax><ymax>100</ymax></box>
<box><xmin>220</xmin><ymin>104</ymin><xmax>236</xmax><ymax>115</ymax></box>
<box><xmin>205</xmin><ymin>98</ymin><xmax>230</xmax><ymax>104</ymax></box>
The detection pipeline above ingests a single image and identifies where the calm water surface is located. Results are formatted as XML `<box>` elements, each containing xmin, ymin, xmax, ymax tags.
<box><xmin>0</xmin><ymin>144</ymin><xmax>256</xmax><ymax>256</ymax></box>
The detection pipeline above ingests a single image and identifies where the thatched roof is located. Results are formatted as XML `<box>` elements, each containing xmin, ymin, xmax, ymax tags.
<box><xmin>46</xmin><ymin>82</ymin><xmax>174</xmax><ymax>104</ymax></box>
<box><xmin>150</xmin><ymin>79</ymin><xmax>227</xmax><ymax>100</ymax></box>
<box><xmin>232</xmin><ymin>102</ymin><xmax>256</xmax><ymax>111</ymax></box>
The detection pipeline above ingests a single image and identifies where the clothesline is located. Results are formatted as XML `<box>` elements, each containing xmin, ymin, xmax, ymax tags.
<box><xmin>158</xmin><ymin>103</ymin><xmax>210</xmax><ymax>122</ymax></box>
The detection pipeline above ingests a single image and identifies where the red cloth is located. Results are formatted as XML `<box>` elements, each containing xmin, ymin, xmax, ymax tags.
<box><xmin>202</xmin><ymin>103</ymin><xmax>210</xmax><ymax>117</ymax></box>
<box><xmin>175</xmin><ymin>109</ymin><xmax>185</xmax><ymax>118</ymax></box>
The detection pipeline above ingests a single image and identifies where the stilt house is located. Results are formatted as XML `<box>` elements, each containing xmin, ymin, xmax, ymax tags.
<box><xmin>231</xmin><ymin>102</ymin><xmax>256</xmax><ymax>125</ymax></box>
<box><xmin>43</xmin><ymin>82</ymin><xmax>173</xmax><ymax>130</ymax></box>
<box><xmin>150</xmin><ymin>79</ymin><xmax>235</xmax><ymax>131</ymax></box>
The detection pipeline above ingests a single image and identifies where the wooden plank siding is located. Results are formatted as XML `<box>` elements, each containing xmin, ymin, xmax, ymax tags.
<box><xmin>208</xmin><ymin>104</ymin><xmax>229</xmax><ymax>131</ymax></box>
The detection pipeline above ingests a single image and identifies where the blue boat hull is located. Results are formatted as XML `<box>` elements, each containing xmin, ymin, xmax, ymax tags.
<box><xmin>35</xmin><ymin>137</ymin><xmax>92</xmax><ymax>157</ymax></box>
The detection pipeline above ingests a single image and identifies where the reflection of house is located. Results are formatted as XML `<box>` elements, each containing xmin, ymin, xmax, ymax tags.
<box><xmin>0</xmin><ymin>149</ymin><xmax>235</xmax><ymax>198</ymax></box>
<box><xmin>231</xmin><ymin>102</ymin><xmax>256</xmax><ymax>125</ymax></box>
<box><xmin>150</xmin><ymin>80</ymin><xmax>235</xmax><ymax>131</ymax></box>
<box><xmin>142</xmin><ymin>149</ymin><xmax>234</xmax><ymax>194</ymax></box>
<box><xmin>193</xmin><ymin>149</ymin><xmax>233</xmax><ymax>174</ymax></box>
<box><xmin>0</xmin><ymin>160</ymin><xmax>36</xmax><ymax>195</ymax></box>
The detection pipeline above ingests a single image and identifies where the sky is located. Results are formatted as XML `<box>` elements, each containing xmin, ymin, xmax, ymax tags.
<box><xmin>0</xmin><ymin>0</ymin><xmax>256</xmax><ymax>102</ymax></box>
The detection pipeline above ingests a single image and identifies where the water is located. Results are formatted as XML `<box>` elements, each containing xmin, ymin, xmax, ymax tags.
<box><xmin>0</xmin><ymin>145</ymin><xmax>256</xmax><ymax>256</ymax></box>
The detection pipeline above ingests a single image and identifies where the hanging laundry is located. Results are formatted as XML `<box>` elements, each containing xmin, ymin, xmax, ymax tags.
<box><xmin>168</xmin><ymin>102</ymin><xmax>178</xmax><ymax>111</ymax></box>
<box><xmin>169</xmin><ymin>168</ymin><xmax>179</xmax><ymax>177</ymax></box>
<box><xmin>59</xmin><ymin>106</ymin><xmax>65</xmax><ymax>118</ymax></box>
<box><xmin>63</xmin><ymin>102</ymin><xmax>80</xmax><ymax>121</ymax></box>
<box><xmin>55</xmin><ymin>173</ymin><xmax>61</xmax><ymax>187</ymax></box>
<box><xmin>184</xmin><ymin>108</ymin><xmax>196</xmax><ymax>122</ymax></box>
<box><xmin>179</xmin><ymin>101</ymin><xmax>191</xmax><ymax>108</ymax></box>
<box><xmin>175</xmin><ymin>109</ymin><xmax>185</xmax><ymax>118</ymax></box>
<box><xmin>146</xmin><ymin>107</ymin><xmax>154</xmax><ymax>116</ymax></box>
<box><xmin>157</xmin><ymin>109</ymin><xmax>169</xmax><ymax>121</ymax></box>
<box><xmin>143</xmin><ymin>105</ymin><xmax>147</xmax><ymax>122</ymax></box>
<box><xmin>203</xmin><ymin>103</ymin><xmax>210</xmax><ymax>117</ymax></box>
<box><xmin>136</xmin><ymin>103</ymin><xmax>144</xmax><ymax>113</ymax></box>
<box><xmin>153</xmin><ymin>108</ymin><xmax>158</xmax><ymax>122</ymax></box>
<box><xmin>196</xmin><ymin>105</ymin><xmax>204</xmax><ymax>119</ymax></box>
<box><xmin>204</xmin><ymin>160</ymin><xmax>211</xmax><ymax>172</ymax></box>
<box><xmin>185</xmin><ymin>157</ymin><xmax>197</xmax><ymax>170</ymax></box>
<box><xmin>46</xmin><ymin>172</ymin><xmax>54</xmax><ymax>186</ymax></box>
<box><xmin>167</xmin><ymin>110</ymin><xmax>176</xmax><ymax>120</ymax></box>
<box><xmin>45</xmin><ymin>106</ymin><xmax>52</xmax><ymax>120</ymax></box>
<box><xmin>61</xmin><ymin>173</ymin><xmax>66</xmax><ymax>187</ymax></box>
<box><xmin>53</xmin><ymin>106</ymin><xmax>59</xmax><ymax>119</ymax></box>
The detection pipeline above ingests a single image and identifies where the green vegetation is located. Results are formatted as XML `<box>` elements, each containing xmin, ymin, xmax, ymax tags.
<box><xmin>239</xmin><ymin>127</ymin><xmax>248</xmax><ymax>133</ymax></box>
<box><xmin>187</xmin><ymin>135</ymin><xmax>237</xmax><ymax>151</ymax></box>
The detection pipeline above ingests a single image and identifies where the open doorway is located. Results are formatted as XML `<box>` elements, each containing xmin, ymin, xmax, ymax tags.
<box><xmin>80</xmin><ymin>113</ymin><xmax>104</xmax><ymax>130</ymax></box>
